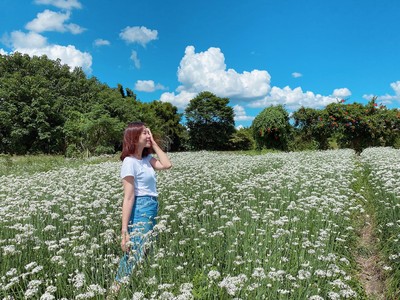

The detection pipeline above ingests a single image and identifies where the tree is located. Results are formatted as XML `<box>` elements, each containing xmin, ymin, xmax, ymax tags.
<box><xmin>148</xmin><ymin>101</ymin><xmax>186</xmax><ymax>151</ymax></box>
<box><xmin>0</xmin><ymin>53</ymin><xmax>68</xmax><ymax>154</ymax></box>
<box><xmin>185</xmin><ymin>91</ymin><xmax>235</xmax><ymax>150</ymax></box>
<box><xmin>323</xmin><ymin>97</ymin><xmax>400</xmax><ymax>152</ymax></box>
<box><xmin>292</xmin><ymin>107</ymin><xmax>331</xmax><ymax>150</ymax></box>
<box><xmin>0</xmin><ymin>53</ymin><xmax>159</xmax><ymax>155</ymax></box>
<box><xmin>125</xmin><ymin>88</ymin><xmax>136</xmax><ymax>99</ymax></box>
<box><xmin>252</xmin><ymin>105</ymin><xmax>291</xmax><ymax>150</ymax></box>
<box><xmin>63</xmin><ymin>106</ymin><xmax>124</xmax><ymax>157</ymax></box>
<box><xmin>229</xmin><ymin>127</ymin><xmax>255</xmax><ymax>150</ymax></box>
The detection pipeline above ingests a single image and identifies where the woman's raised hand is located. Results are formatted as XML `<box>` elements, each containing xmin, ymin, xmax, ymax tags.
<box><xmin>146</xmin><ymin>127</ymin><xmax>156</xmax><ymax>146</ymax></box>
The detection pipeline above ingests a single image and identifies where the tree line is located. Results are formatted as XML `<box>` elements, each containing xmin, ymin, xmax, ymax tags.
<box><xmin>1</xmin><ymin>53</ymin><xmax>399</xmax><ymax>156</ymax></box>
<box><xmin>185</xmin><ymin>94</ymin><xmax>399</xmax><ymax>153</ymax></box>
<box><xmin>253</xmin><ymin>100</ymin><xmax>400</xmax><ymax>153</ymax></box>
<box><xmin>0</xmin><ymin>53</ymin><xmax>186</xmax><ymax>156</ymax></box>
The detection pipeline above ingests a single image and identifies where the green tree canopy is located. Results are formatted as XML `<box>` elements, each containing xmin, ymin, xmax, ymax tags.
<box><xmin>0</xmin><ymin>53</ymin><xmax>185</xmax><ymax>156</ymax></box>
<box><xmin>148</xmin><ymin>101</ymin><xmax>186</xmax><ymax>151</ymax></box>
<box><xmin>323</xmin><ymin>98</ymin><xmax>400</xmax><ymax>152</ymax></box>
<box><xmin>185</xmin><ymin>91</ymin><xmax>235</xmax><ymax>150</ymax></box>
<box><xmin>292</xmin><ymin>107</ymin><xmax>331</xmax><ymax>150</ymax></box>
<box><xmin>229</xmin><ymin>127</ymin><xmax>255</xmax><ymax>150</ymax></box>
<box><xmin>291</xmin><ymin>98</ymin><xmax>400</xmax><ymax>152</ymax></box>
<box><xmin>252</xmin><ymin>105</ymin><xmax>291</xmax><ymax>150</ymax></box>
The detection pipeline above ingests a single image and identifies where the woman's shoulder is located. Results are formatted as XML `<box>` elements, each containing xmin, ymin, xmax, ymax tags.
<box><xmin>122</xmin><ymin>156</ymin><xmax>134</xmax><ymax>163</ymax></box>
<box><xmin>122</xmin><ymin>155</ymin><xmax>152</xmax><ymax>164</ymax></box>
<box><xmin>122</xmin><ymin>156</ymin><xmax>139</xmax><ymax>166</ymax></box>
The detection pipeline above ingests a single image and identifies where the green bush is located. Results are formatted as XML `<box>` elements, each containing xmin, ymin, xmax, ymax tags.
<box><xmin>229</xmin><ymin>128</ymin><xmax>255</xmax><ymax>150</ymax></box>
<box><xmin>252</xmin><ymin>105</ymin><xmax>291</xmax><ymax>151</ymax></box>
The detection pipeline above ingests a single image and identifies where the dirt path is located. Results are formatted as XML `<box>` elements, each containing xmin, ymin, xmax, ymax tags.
<box><xmin>355</xmin><ymin>209</ymin><xmax>386</xmax><ymax>299</ymax></box>
<box><xmin>353</xmin><ymin>158</ymin><xmax>387</xmax><ymax>300</ymax></box>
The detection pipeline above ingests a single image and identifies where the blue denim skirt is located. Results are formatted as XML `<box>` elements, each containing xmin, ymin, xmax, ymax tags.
<box><xmin>115</xmin><ymin>195</ymin><xmax>158</xmax><ymax>282</ymax></box>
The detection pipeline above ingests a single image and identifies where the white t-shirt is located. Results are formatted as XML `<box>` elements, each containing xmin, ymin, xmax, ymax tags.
<box><xmin>120</xmin><ymin>155</ymin><xmax>158</xmax><ymax>197</ymax></box>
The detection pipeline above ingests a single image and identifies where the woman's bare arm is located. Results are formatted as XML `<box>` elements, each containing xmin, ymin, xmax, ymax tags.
<box><xmin>120</xmin><ymin>176</ymin><xmax>135</xmax><ymax>251</ymax></box>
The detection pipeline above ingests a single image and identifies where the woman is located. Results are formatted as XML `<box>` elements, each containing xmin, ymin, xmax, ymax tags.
<box><xmin>114</xmin><ymin>122</ymin><xmax>172</xmax><ymax>287</ymax></box>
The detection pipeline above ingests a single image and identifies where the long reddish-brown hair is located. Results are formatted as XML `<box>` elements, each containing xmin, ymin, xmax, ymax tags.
<box><xmin>120</xmin><ymin>122</ymin><xmax>154</xmax><ymax>161</ymax></box>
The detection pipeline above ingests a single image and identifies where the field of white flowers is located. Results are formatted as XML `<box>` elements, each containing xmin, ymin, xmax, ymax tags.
<box><xmin>0</xmin><ymin>148</ymin><xmax>399</xmax><ymax>299</ymax></box>
<box><xmin>360</xmin><ymin>148</ymin><xmax>400</xmax><ymax>297</ymax></box>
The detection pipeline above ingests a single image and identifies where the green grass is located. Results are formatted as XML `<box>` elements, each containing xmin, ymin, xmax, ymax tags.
<box><xmin>359</xmin><ymin>148</ymin><xmax>400</xmax><ymax>300</ymax></box>
<box><xmin>0</xmin><ymin>153</ymin><xmax>119</xmax><ymax>176</ymax></box>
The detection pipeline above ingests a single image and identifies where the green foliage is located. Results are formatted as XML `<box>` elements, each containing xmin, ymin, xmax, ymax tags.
<box><xmin>0</xmin><ymin>154</ymin><xmax>115</xmax><ymax>176</ymax></box>
<box><xmin>292</xmin><ymin>107</ymin><xmax>331</xmax><ymax>150</ymax></box>
<box><xmin>0</xmin><ymin>53</ymin><xmax>69</xmax><ymax>154</ymax></box>
<box><xmin>291</xmin><ymin>98</ymin><xmax>400</xmax><ymax>152</ymax></box>
<box><xmin>0</xmin><ymin>53</ymin><xmax>184</xmax><ymax>156</ymax></box>
<box><xmin>63</xmin><ymin>107</ymin><xmax>124</xmax><ymax>157</ymax></box>
<box><xmin>287</xmin><ymin>131</ymin><xmax>320</xmax><ymax>151</ymax></box>
<box><xmin>360</xmin><ymin>148</ymin><xmax>400</xmax><ymax>299</ymax></box>
<box><xmin>185</xmin><ymin>91</ymin><xmax>235</xmax><ymax>150</ymax></box>
<box><xmin>252</xmin><ymin>105</ymin><xmax>291</xmax><ymax>150</ymax></box>
<box><xmin>148</xmin><ymin>101</ymin><xmax>187</xmax><ymax>151</ymax></box>
<box><xmin>229</xmin><ymin>127</ymin><xmax>255</xmax><ymax>150</ymax></box>
<box><xmin>323</xmin><ymin>98</ymin><xmax>400</xmax><ymax>152</ymax></box>
<box><xmin>3</xmin><ymin>52</ymin><xmax>399</xmax><ymax>155</ymax></box>
<box><xmin>191</xmin><ymin>271</ymin><xmax>209</xmax><ymax>299</ymax></box>
<box><xmin>394</xmin><ymin>136</ymin><xmax>400</xmax><ymax>149</ymax></box>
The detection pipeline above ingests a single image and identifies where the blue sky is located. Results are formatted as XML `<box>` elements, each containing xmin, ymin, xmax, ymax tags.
<box><xmin>1</xmin><ymin>0</ymin><xmax>400</xmax><ymax>128</ymax></box>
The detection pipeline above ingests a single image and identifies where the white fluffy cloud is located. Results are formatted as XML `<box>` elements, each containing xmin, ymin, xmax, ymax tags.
<box><xmin>26</xmin><ymin>10</ymin><xmax>84</xmax><ymax>34</ymax></box>
<box><xmin>10</xmin><ymin>31</ymin><xmax>48</xmax><ymax>48</ymax></box>
<box><xmin>135</xmin><ymin>80</ymin><xmax>166</xmax><ymax>92</ymax></box>
<box><xmin>292</xmin><ymin>72</ymin><xmax>302</xmax><ymax>78</ymax></box>
<box><xmin>130</xmin><ymin>50</ymin><xmax>140</xmax><ymax>69</ymax></box>
<box><xmin>332</xmin><ymin>88</ymin><xmax>351</xmax><ymax>98</ymax></box>
<box><xmin>249</xmin><ymin>86</ymin><xmax>342</xmax><ymax>110</ymax></box>
<box><xmin>391</xmin><ymin>81</ymin><xmax>400</xmax><ymax>95</ymax></box>
<box><xmin>93</xmin><ymin>39</ymin><xmax>110</xmax><ymax>47</ymax></box>
<box><xmin>363</xmin><ymin>80</ymin><xmax>400</xmax><ymax>104</ymax></box>
<box><xmin>0</xmin><ymin>49</ymin><xmax>8</xmax><ymax>55</ymax></box>
<box><xmin>159</xmin><ymin>46</ymin><xmax>352</xmax><ymax>113</ymax></box>
<box><xmin>177</xmin><ymin>46</ymin><xmax>271</xmax><ymax>98</ymax></box>
<box><xmin>34</xmin><ymin>0</ymin><xmax>82</xmax><ymax>10</ymax></box>
<box><xmin>160</xmin><ymin>90</ymin><xmax>197</xmax><ymax>110</ymax></box>
<box><xmin>233</xmin><ymin>105</ymin><xmax>254</xmax><ymax>121</ymax></box>
<box><xmin>8</xmin><ymin>30</ymin><xmax>91</xmax><ymax>72</ymax></box>
<box><xmin>1</xmin><ymin>0</ymin><xmax>89</xmax><ymax>72</ymax></box>
<box><xmin>236</xmin><ymin>124</ymin><xmax>244</xmax><ymax>130</ymax></box>
<box><xmin>119</xmin><ymin>26</ymin><xmax>158</xmax><ymax>46</ymax></box>
<box><xmin>160</xmin><ymin>46</ymin><xmax>271</xmax><ymax>108</ymax></box>
<box><xmin>17</xmin><ymin>45</ymin><xmax>91</xmax><ymax>71</ymax></box>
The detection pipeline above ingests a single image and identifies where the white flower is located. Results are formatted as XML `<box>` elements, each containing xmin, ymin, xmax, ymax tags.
<box><xmin>40</xmin><ymin>292</ymin><xmax>55</xmax><ymax>300</ymax></box>
<box><xmin>2</xmin><ymin>245</ymin><xmax>16</xmax><ymax>255</ymax></box>
<box><xmin>5</xmin><ymin>268</ymin><xmax>17</xmax><ymax>277</ymax></box>
<box><xmin>24</xmin><ymin>280</ymin><xmax>42</xmax><ymax>299</ymax></box>
<box><xmin>71</xmin><ymin>272</ymin><xmax>85</xmax><ymax>289</ymax></box>
<box><xmin>251</xmin><ymin>267</ymin><xmax>266</xmax><ymax>279</ymax></box>
<box><xmin>383</xmin><ymin>265</ymin><xmax>393</xmax><ymax>271</ymax></box>
<box><xmin>132</xmin><ymin>291</ymin><xmax>145</xmax><ymax>300</ymax></box>
<box><xmin>207</xmin><ymin>270</ymin><xmax>221</xmax><ymax>281</ymax></box>
<box><xmin>218</xmin><ymin>274</ymin><xmax>247</xmax><ymax>296</ymax></box>
<box><xmin>297</xmin><ymin>269</ymin><xmax>311</xmax><ymax>280</ymax></box>
<box><xmin>43</xmin><ymin>225</ymin><xmax>57</xmax><ymax>232</ymax></box>
<box><xmin>159</xmin><ymin>291</ymin><xmax>175</xmax><ymax>299</ymax></box>
<box><xmin>25</xmin><ymin>261</ymin><xmax>38</xmax><ymax>271</ymax></box>
<box><xmin>327</xmin><ymin>291</ymin><xmax>340</xmax><ymax>300</ymax></box>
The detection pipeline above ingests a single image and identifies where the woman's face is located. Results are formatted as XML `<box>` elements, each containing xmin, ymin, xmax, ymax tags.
<box><xmin>137</xmin><ymin>127</ymin><xmax>151</xmax><ymax>148</ymax></box>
